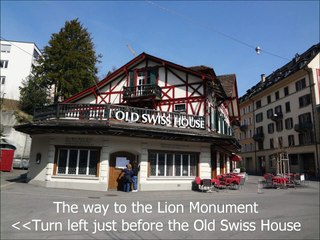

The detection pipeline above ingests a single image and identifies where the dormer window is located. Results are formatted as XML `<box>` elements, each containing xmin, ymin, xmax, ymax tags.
<box><xmin>129</xmin><ymin>67</ymin><xmax>158</xmax><ymax>88</ymax></box>
<box><xmin>123</xmin><ymin>67</ymin><xmax>161</xmax><ymax>103</ymax></box>
<box><xmin>0</xmin><ymin>44</ymin><xmax>11</xmax><ymax>53</ymax></box>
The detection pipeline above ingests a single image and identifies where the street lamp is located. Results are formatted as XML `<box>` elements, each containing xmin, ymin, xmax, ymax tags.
<box><xmin>255</xmin><ymin>46</ymin><xmax>261</xmax><ymax>54</ymax></box>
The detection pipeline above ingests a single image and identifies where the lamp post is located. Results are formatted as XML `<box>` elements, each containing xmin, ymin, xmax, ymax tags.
<box><xmin>273</xmin><ymin>113</ymin><xmax>280</xmax><ymax>175</ymax></box>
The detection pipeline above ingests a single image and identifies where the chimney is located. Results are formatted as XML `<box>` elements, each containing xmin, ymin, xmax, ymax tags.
<box><xmin>261</xmin><ymin>74</ymin><xmax>266</xmax><ymax>83</ymax></box>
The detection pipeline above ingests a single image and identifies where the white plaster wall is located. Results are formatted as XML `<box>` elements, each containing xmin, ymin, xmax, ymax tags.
<box><xmin>27</xmin><ymin>136</ymin><xmax>50</xmax><ymax>181</ymax></box>
<box><xmin>27</xmin><ymin>133</ymin><xmax>212</xmax><ymax>191</ymax></box>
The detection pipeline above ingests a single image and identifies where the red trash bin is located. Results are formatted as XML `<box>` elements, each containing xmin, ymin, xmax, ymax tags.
<box><xmin>0</xmin><ymin>142</ymin><xmax>16</xmax><ymax>172</ymax></box>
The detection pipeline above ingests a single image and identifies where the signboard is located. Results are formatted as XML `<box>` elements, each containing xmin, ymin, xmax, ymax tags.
<box><xmin>108</xmin><ymin>109</ymin><xmax>206</xmax><ymax>130</ymax></box>
<box><xmin>116</xmin><ymin>157</ymin><xmax>130</xmax><ymax>169</ymax></box>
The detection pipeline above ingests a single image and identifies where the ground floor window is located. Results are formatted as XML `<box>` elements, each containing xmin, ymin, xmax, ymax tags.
<box><xmin>148</xmin><ymin>151</ymin><xmax>198</xmax><ymax>177</ymax></box>
<box><xmin>54</xmin><ymin>147</ymin><xmax>100</xmax><ymax>176</ymax></box>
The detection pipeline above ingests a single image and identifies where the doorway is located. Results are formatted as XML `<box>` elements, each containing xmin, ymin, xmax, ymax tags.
<box><xmin>137</xmin><ymin>72</ymin><xmax>145</xmax><ymax>96</ymax></box>
<box><xmin>108</xmin><ymin>151</ymin><xmax>137</xmax><ymax>190</ymax></box>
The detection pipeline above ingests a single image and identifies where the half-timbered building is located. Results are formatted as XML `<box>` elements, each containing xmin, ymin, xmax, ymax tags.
<box><xmin>16</xmin><ymin>53</ymin><xmax>241</xmax><ymax>191</ymax></box>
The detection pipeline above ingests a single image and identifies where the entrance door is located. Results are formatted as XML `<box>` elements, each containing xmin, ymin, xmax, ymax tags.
<box><xmin>108</xmin><ymin>151</ymin><xmax>136</xmax><ymax>190</ymax></box>
<box><xmin>137</xmin><ymin>72</ymin><xmax>145</xmax><ymax>96</ymax></box>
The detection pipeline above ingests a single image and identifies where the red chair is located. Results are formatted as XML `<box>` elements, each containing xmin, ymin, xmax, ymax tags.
<box><xmin>214</xmin><ymin>176</ymin><xmax>228</xmax><ymax>191</ymax></box>
<box><xmin>195</xmin><ymin>177</ymin><xmax>202</xmax><ymax>191</ymax></box>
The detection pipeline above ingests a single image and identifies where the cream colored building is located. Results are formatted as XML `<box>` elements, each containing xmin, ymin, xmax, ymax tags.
<box><xmin>237</xmin><ymin>43</ymin><xmax>320</xmax><ymax>178</ymax></box>
<box><xmin>236</xmin><ymin>98</ymin><xmax>255</xmax><ymax>174</ymax></box>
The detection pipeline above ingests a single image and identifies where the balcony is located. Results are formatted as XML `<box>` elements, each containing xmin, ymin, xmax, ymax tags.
<box><xmin>253</xmin><ymin>132</ymin><xmax>264</xmax><ymax>142</ymax></box>
<box><xmin>123</xmin><ymin>84</ymin><xmax>162</xmax><ymax>102</ymax></box>
<box><xmin>32</xmin><ymin>103</ymin><xmax>206</xmax><ymax>130</ymax></box>
<box><xmin>294</xmin><ymin>122</ymin><xmax>313</xmax><ymax>132</ymax></box>
<box><xmin>271</xmin><ymin>112</ymin><xmax>283</xmax><ymax>121</ymax></box>
<box><xmin>240</xmin><ymin>124</ymin><xmax>248</xmax><ymax>132</ymax></box>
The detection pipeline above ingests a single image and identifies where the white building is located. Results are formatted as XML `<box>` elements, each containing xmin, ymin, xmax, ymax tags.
<box><xmin>1</xmin><ymin>40</ymin><xmax>42</xmax><ymax>169</ymax></box>
<box><xmin>0</xmin><ymin>40</ymin><xmax>42</xmax><ymax>100</ymax></box>
<box><xmin>16</xmin><ymin>53</ymin><xmax>241</xmax><ymax>191</ymax></box>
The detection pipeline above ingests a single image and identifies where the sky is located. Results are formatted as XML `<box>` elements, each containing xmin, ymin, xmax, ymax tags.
<box><xmin>1</xmin><ymin>1</ymin><xmax>319</xmax><ymax>96</ymax></box>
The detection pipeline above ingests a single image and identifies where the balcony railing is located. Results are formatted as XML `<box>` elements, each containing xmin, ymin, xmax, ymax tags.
<box><xmin>33</xmin><ymin>103</ymin><xmax>206</xmax><ymax>130</ymax></box>
<box><xmin>294</xmin><ymin>122</ymin><xmax>313</xmax><ymax>132</ymax></box>
<box><xmin>240</xmin><ymin>124</ymin><xmax>248</xmax><ymax>132</ymax></box>
<box><xmin>123</xmin><ymin>84</ymin><xmax>162</xmax><ymax>101</ymax></box>
<box><xmin>271</xmin><ymin>112</ymin><xmax>283</xmax><ymax>121</ymax></box>
<box><xmin>252</xmin><ymin>132</ymin><xmax>264</xmax><ymax>141</ymax></box>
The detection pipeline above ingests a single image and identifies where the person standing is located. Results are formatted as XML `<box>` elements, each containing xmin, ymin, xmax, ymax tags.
<box><xmin>132</xmin><ymin>163</ymin><xmax>140</xmax><ymax>192</ymax></box>
<box><xmin>122</xmin><ymin>164</ymin><xmax>133</xmax><ymax>192</ymax></box>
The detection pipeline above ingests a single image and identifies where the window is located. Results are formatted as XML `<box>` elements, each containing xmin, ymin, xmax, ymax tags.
<box><xmin>299</xmin><ymin>94</ymin><xmax>311</xmax><ymax>108</ymax></box>
<box><xmin>275</xmin><ymin>91</ymin><xmax>280</xmax><ymax>100</ymax></box>
<box><xmin>33</xmin><ymin>49</ymin><xmax>40</xmax><ymax>60</ymax></box>
<box><xmin>285</xmin><ymin>118</ymin><xmax>293</xmax><ymax>129</ymax></box>
<box><xmin>295</xmin><ymin>78</ymin><xmax>306</xmax><ymax>91</ymax></box>
<box><xmin>256</xmin><ymin>100</ymin><xmax>261</xmax><ymax>109</ymax></box>
<box><xmin>289</xmin><ymin>154</ymin><xmax>298</xmax><ymax>165</ymax></box>
<box><xmin>299</xmin><ymin>133</ymin><xmax>314</xmax><ymax>145</ymax></box>
<box><xmin>267</xmin><ymin>109</ymin><xmax>273</xmax><ymax>119</ymax></box>
<box><xmin>275</xmin><ymin>105</ymin><xmax>282</xmax><ymax>115</ymax></box>
<box><xmin>129</xmin><ymin>67</ymin><xmax>158</xmax><ymax>87</ymax></box>
<box><xmin>268</xmin><ymin>123</ymin><xmax>274</xmax><ymax>134</ymax></box>
<box><xmin>0</xmin><ymin>44</ymin><xmax>11</xmax><ymax>53</ymax></box>
<box><xmin>0</xmin><ymin>76</ymin><xmax>5</xmax><ymax>84</ymax></box>
<box><xmin>298</xmin><ymin>112</ymin><xmax>312</xmax><ymax>123</ymax></box>
<box><xmin>258</xmin><ymin>141</ymin><xmax>264</xmax><ymax>151</ymax></box>
<box><xmin>55</xmin><ymin>147</ymin><xmax>100</xmax><ymax>176</ymax></box>
<box><xmin>0</xmin><ymin>60</ymin><xmax>9</xmax><ymax>68</ymax></box>
<box><xmin>278</xmin><ymin>137</ymin><xmax>283</xmax><ymax>148</ymax></box>
<box><xmin>285</xmin><ymin>102</ymin><xmax>291</xmax><ymax>112</ymax></box>
<box><xmin>269</xmin><ymin>157</ymin><xmax>274</xmax><ymax>168</ymax></box>
<box><xmin>288</xmin><ymin>135</ymin><xmax>295</xmax><ymax>146</ymax></box>
<box><xmin>284</xmin><ymin>86</ymin><xmax>289</xmax><ymax>96</ymax></box>
<box><xmin>256</xmin><ymin>112</ymin><xmax>263</xmax><ymax>123</ymax></box>
<box><xmin>174</xmin><ymin>103</ymin><xmax>186</xmax><ymax>112</ymax></box>
<box><xmin>276</xmin><ymin>120</ymin><xmax>283</xmax><ymax>132</ymax></box>
<box><xmin>149</xmin><ymin>151</ymin><xmax>198</xmax><ymax>177</ymax></box>
<box><xmin>256</xmin><ymin>126</ymin><xmax>263</xmax><ymax>134</ymax></box>
<box><xmin>267</xmin><ymin>95</ymin><xmax>271</xmax><ymax>104</ymax></box>
<box><xmin>270</xmin><ymin>139</ymin><xmax>274</xmax><ymax>149</ymax></box>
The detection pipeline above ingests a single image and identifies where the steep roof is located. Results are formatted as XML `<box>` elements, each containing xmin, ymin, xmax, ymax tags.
<box><xmin>218</xmin><ymin>74</ymin><xmax>236</xmax><ymax>99</ymax></box>
<box><xmin>188</xmin><ymin>65</ymin><xmax>216</xmax><ymax>77</ymax></box>
<box><xmin>240</xmin><ymin>43</ymin><xmax>320</xmax><ymax>103</ymax></box>
<box><xmin>65</xmin><ymin>52</ymin><xmax>218</xmax><ymax>103</ymax></box>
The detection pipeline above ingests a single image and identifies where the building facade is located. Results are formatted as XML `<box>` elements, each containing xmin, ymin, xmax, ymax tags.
<box><xmin>1</xmin><ymin>40</ymin><xmax>41</xmax><ymax>167</ymax></box>
<box><xmin>0</xmin><ymin>40</ymin><xmax>42</xmax><ymax>101</ymax></box>
<box><xmin>16</xmin><ymin>53</ymin><xmax>241</xmax><ymax>191</ymax></box>
<box><xmin>236</xmin><ymin>43</ymin><xmax>320</xmax><ymax>178</ymax></box>
<box><xmin>237</xmin><ymin>99</ymin><xmax>256</xmax><ymax>174</ymax></box>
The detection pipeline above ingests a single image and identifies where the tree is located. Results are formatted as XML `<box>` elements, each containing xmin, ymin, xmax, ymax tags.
<box><xmin>19</xmin><ymin>75</ymin><xmax>49</xmax><ymax>115</ymax></box>
<box><xmin>40</xmin><ymin>18</ymin><xmax>101</xmax><ymax>102</ymax></box>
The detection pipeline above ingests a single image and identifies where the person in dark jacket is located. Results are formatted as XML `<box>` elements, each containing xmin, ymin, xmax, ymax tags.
<box><xmin>122</xmin><ymin>164</ymin><xmax>132</xmax><ymax>192</ymax></box>
<box><xmin>132</xmin><ymin>163</ymin><xmax>140</xmax><ymax>192</ymax></box>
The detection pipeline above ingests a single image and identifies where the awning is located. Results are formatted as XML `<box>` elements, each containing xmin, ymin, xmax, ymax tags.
<box><xmin>231</xmin><ymin>154</ymin><xmax>242</xmax><ymax>161</ymax></box>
